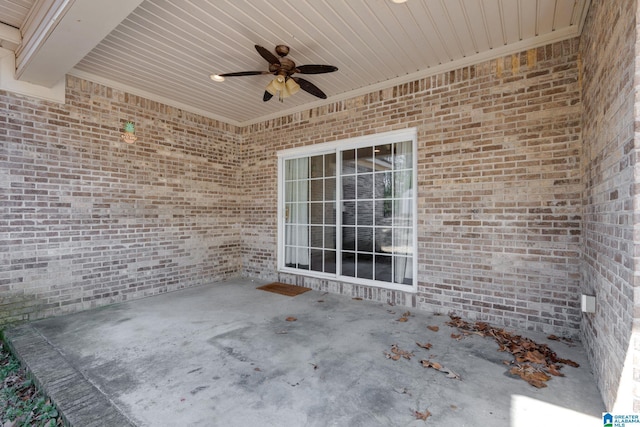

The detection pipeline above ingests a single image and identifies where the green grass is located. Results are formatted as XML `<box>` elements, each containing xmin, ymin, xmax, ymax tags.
<box><xmin>0</xmin><ymin>337</ymin><xmax>62</xmax><ymax>427</ymax></box>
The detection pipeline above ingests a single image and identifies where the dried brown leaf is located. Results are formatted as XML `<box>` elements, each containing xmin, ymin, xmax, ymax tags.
<box><xmin>557</xmin><ymin>358</ymin><xmax>579</xmax><ymax>368</ymax></box>
<box><xmin>451</xmin><ymin>333</ymin><xmax>462</xmax><ymax>340</ymax></box>
<box><xmin>529</xmin><ymin>370</ymin><xmax>551</xmax><ymax>382</ymax></box>
<box><xmin>524</xmin><ymin>350</ymin><xmax>546</xmax><ymax>365</ymax></box>
<box><xmin>396</xmin><ymin>317</ymin><xmax>409</xmax><ymax>322</ymax></box>
<box><xmin>427</xmin><ymin>325</ymin><xmax>439</xmax><ymax>332</ymax></box>
<box><xmin>509</xmin><ymin>365</ymin><xmax>551</xmax><ymax>388</ymax></box>
<box><xmin>420</xmin><ymin>359</ymin><xmax>460</xmax><ymax>379</ymax></box>
<box><xmin>426</xmin><ymin>360</ymin><xmax>441</xmax><ymax>370</ymax></box>
<box><xmin>352</xmin><ymin>297</ymin><xmax>363</xmax><ymax>301</ymax></box>
<box><xmin>416</xmin><ymin>342</ymin><xmax>432</xmax><ymax>350</ymax></box>
<box><xmin>285</xmin><ymin>316</ymin><xmax>297</xmax><ymax>322</ymax></box>
<box><xmin>547</xmin><ymin>364</ymin><xmax>564</xmax><ymax>377</ymax></box>
<box><xmin>528</xmin><ymin>379</ymin><xmax>547</xmax><ymax>388</ymax></box>
<box><xmin>475</xmin><ymin>321</ymin><xmax>490</xmax><ymax>331</ymax></box>
<box><xmin>447</xmin><ymin>314</ymin><xmax>578</xmax><ymax>385</ymax></box>
<box><xmin>384</xmin><ymin>351</ymin><xmax>401</xmax><ymax>361</ymax></box>
<box><xmin>413</xmin><ymin>409</ymin><xmax>431</xmax><ymax>421</ymax></box>
<box><xmin>508</xmin><ymin>366</ymin><xmax>522</xmax><ymax>375</ymax></box>
<box><xmin>390</xmin><ymin>344</ymin><xmax>414</xmax><ymax>360</ymax></box>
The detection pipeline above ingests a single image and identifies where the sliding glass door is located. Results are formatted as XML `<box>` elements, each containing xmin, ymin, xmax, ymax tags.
<box><xmin>279</xmin><ymin>129</ymin><xmax>416</xmax><ymax>290</ymax></box>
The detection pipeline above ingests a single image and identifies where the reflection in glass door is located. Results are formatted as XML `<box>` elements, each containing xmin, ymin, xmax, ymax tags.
<box><xmin>280</xmin><ymin>129</ymin><xmax>416</xmax><ymax>289</ymax></box>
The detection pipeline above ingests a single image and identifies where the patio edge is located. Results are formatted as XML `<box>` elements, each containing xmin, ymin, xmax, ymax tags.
<box><xmin>4</xmin><ymin>324</ymin><xmax>136</xmax><ymax>427</ymax></box>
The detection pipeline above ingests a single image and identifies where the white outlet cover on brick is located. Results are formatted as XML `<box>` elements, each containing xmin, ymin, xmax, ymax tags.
<box><xmin>581</xmin><ymin>294</ymin><xmax>596</xmax><ymax>313</ymax></box>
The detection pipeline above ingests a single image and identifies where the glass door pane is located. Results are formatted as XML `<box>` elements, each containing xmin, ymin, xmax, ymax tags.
<box><xmin>284</xmin><ymin>154</ymin><xmax>337</xmax><ymax>274</ymax></box>
<box><xmin>338</xmin><ymin>139</ymin><xmax>414</xmax><ymax>286</ymax></box>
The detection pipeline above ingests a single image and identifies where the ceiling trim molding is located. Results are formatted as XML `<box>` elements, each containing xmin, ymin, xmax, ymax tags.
<box><xmin>240</xmin><ymin>24</ymin><xmax>583</xmax><ymax>127</ymax></box>
<box><xmin>72</xmin><ymin>23</ymin><xmax>582</xmax><ymax>128</ymax></box>
<box><xmin>16</xmin><ymin>0</ymin><xmax>73</xmax><ymax>82</ymax></box>
<box><xmin>16</xmin><ymin>0</ymin><xmax>144</xmax><ymax>87</ymax></box>
<box><xmin>0</xmin><ymin>48</ymin><xmax>65</xmax><ymax>103</ymax></box>
<box><xmin>0</xmin><ymin>23</ymin><xmax>21</xmax><ymax>51</ymax></box>
<box><xmin>576</xmin><ymin>0</ymin><xmax>592</xmax><ymax>34</ymax></box>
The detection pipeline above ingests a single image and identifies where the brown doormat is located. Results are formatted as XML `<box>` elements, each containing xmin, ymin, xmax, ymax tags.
<box><xmin>256</xmin><ymin>282</ymin><xmax>312</xmax><ymax>297</ymax></box>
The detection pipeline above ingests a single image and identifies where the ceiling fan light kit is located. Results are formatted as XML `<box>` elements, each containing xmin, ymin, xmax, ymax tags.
<box><xmin>285</xmin><ymin>77</ymin><xmax>300</xmax><ymax>95</ymax></box>
<box><xmin>266</xmin><ymin>75</ymin><xmax>301</xmax><ymax>101</ymax></box>
<box><xmin>215</xmin><ymin>44</ymin><xmax>337</xmax><ymax>102</ymax></box>
<box><xmin>265</xmin><ymin>75</ymin><xmax>285</xmax><ymax>95</ymax></box>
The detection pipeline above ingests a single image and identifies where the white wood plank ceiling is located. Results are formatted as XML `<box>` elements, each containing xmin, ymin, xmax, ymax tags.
<box><xmin>0</xmin><ymin>0</ymin><xmax>32</xmax><ymax>28</ymax></box>
<box><xmin>1</xmin><ymin>0</ymin><xmax>590</xmax><ymax>126</ymax></box>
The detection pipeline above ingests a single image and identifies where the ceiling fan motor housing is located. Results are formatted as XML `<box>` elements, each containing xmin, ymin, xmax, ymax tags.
<box><xmin>279</xmin><ymin>58</ymin><xmax>296</xmax><ymax>74</ymax></box>
<box><xmin>275</xmin><ymin>45</ymin><xmax>290</xmax><ymax>57</ymax></box>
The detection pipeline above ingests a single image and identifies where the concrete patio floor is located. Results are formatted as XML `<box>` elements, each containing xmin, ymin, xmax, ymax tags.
<box><xmin>5</xmin><ymin>278</ymin><xmax>605</xmax><ymax>426</ymax></box>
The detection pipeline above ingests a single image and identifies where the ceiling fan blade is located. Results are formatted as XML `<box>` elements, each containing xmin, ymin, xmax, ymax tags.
<box><xmin>296</xmin><ymin>65</ymin><xmax>338</xmax><ymax>74</ymax></box>
<box><xmin>255</xmin><ymin>45</ymin><xmax>280</xmax><ymax>65</ymax></box>
<box><xmin>219</xmin><ymin>71</ymin><xmax>270</xmax><ymax>77</ymax></box>
<box><xmin>292</xmin><ymin>77</ymin><xmax>327</xmax><ymax>99</ymax></box>
<box><xmin>263</xmin><ymin>91</ymin><xmax>274</xmax><ymax>102</ymax></box>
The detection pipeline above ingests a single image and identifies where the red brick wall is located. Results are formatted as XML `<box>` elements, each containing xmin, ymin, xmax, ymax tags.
<box><xmin>242</xmin><ymin>39</ymin><xmax>583</xmax><ymax>336</ymax></box>
<box><xmin>0</xmin><ymin>76</ymin><xmax>243</xmax><ymax>324</ymax></box>
<box><xmin>1</xmin><ymin>40</ymin><xmax>584</xmax><ymax>340</ymax></box>
<box><xmin>580</xmin><ymin>0</ymin><xmax>638</xmax><ymax>411</ymax></box>
<box><xmin>1</xmin><ymin>8</ymin><xmax>635</xmax><ymax>409</ymax></box>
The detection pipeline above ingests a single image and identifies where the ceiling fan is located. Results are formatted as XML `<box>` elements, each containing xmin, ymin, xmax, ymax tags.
<box><xmin>213</xmin><ymin>45</ymin><xmax>338</xmax><ymax>102</ymax></box>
